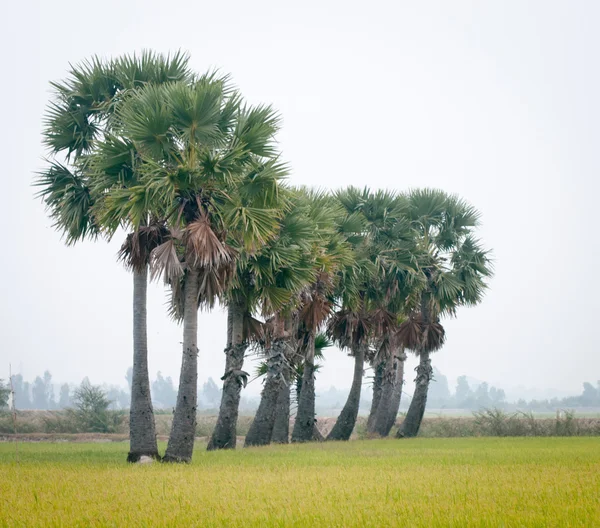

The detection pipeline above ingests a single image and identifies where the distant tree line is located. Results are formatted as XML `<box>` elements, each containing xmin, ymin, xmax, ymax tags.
<box><xmin>408</xmin><ymin>370</ymin><xmax>600</xmax><ymax>411</ymax></box>
<box><xmin>4</xmin><ymin>367</ymin><xmax>598</xmax><ymax>414</ymax></box>
<box><xmin>3</xmin><ymin>370</ymin><xmax>224</xmax><ymax>412</ymax></box>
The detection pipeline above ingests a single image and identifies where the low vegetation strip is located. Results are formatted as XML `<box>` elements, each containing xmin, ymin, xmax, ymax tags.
<box><xmin>2</xmin><ymin>410</ymin><xmax>600</xmax><ymax>438</ymax></box>
<box><xmin>1</xmin><ymin>438</ymin><xmax>599</xmax><ymax>527</ymax></box>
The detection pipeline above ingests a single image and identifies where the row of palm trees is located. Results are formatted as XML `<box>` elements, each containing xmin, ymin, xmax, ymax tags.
<box><xmin>37</xmin><ymin>51</ymin><xmax>492</xmax><ymax>462</ymax></box>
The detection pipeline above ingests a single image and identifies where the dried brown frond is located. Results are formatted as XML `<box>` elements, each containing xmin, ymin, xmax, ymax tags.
<box><xmin>370</xmin><ymin>308</ymin><xmax>398</xmax><ymax>338</ymax></box>
<box><xmin>197</xmin><ymin>262</ymin><xmax>235</xmax><ymax>309</ymax></box>
<box><xmin>327</xmin><ymin>309</ymin><xmax>370</xmax><ymax>350</ymax></box>
<box><xmin>184</xmin><ymin>212</ymin><xmax>234</xmax><ymax>269</ymax></box>
<box><xmin>244</xmin><ymin>315</ymin><xmax>266</xmax><ymax>344</ymax></box>
<box><xmin>119</xmin><ymin>222</ymin><xmax>170</xmax><ymax>272</ymax></box>
<box><xmin>167</xmin><ymin>275</ymin><xmax>185</xmax><ymax>321</ymax></box>
<box><xmin>298</xmin><ymin>272</ymin><xmax>335</xmax><ymax>333</ymax></box>
<box><xmin>397</xmin><ymin>313</ymin><xmax>446</xmax><ymax>354</ymax></box>
<box><xmin>149</xmin><ymin>239</ymin><xmax>184</xmax><ymax>283</ymax></box>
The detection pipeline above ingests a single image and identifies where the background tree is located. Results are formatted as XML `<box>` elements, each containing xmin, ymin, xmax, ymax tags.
<box><xmin>201</xmin><ymin>378</ymin><xmax>222</xmax><ymax>408</ymax></box>
<box><xmin>152</xmin><ymin>372</ymin><xmax>177</xmax><ymax>409</ymax></box>
<box><xmin>69</xmin><ymin>380</ymin><xmax>124</xmax><ymax>433</ymax></box>
<box><xmin>0</xmin><ymin>380</ymin><xmax>9</xmax><ymax>409</ymax></box>
<box><xmin>31</xmin><ymin>371</ymin><xmax>56</xmax><ymax>410</ymax></box>
<box><xmin>58</xmin><ymin>384</ymin><xmax>71</xmax><ymax>409</ymax></box>
<box><xmin>10</xmin><ymin>375</ymin><xmax>32</xmax><ymax>410</ymax></box>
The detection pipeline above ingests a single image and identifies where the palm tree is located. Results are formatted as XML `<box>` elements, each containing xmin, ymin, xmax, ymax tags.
<box><xmin>326</xmin><ymin>188</ymin><xmax>417</xmax><ymax>441</ymax></box>
<box><xmin>107</xmin><ymin>76</ymin><xmax>285</xmax><ymax>461</ymax></box>
<box><xmin>243</xmin><ymin>193</ymin><xmax>319</xmax><ymax>447</ymax></box>
<box><xmin>208</xmin><ymin>185</ymin><xmax>291</xmax><ymax>451</ymax></box>
<box><xmin>290</xmin><ymin>192</ymin><xmax>358</xmax><ymax>443</ymax></box>
<box><xmin>396</xmin><ymin>189</ymin><xmax>493</xmax><ymax>438</ymax></box>
<box><xmin>37</xmin><ymin>51</ymin><xmax>191</xmax><ymax>462</ymax></box>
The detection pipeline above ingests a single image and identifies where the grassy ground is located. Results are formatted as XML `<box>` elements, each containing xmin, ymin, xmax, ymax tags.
<box><xmin>1</xmin><ymin>438</ymin><xmax>599</xmax><ymax>527</ymax></box>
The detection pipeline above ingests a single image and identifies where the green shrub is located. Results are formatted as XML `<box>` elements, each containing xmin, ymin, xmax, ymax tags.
<box><xmin>69</xmin><ymin>383</ymin><xmax>124</xmax><ymax>433</ymax></box>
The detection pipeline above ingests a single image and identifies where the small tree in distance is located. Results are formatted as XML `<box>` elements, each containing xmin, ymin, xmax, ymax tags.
<box><xmin>69</xmin><ymin>381</ymin><xmax>124</xmax><ymax>433</ymax></box>
<box><xmin>0</xmin><ymin>380</ymin><xmax>9</xmax><ymax>408</ymax></box>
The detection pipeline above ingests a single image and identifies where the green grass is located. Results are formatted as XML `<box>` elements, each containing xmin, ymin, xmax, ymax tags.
<box><xmin>1</xmin><ymin>438</ymin><xmax>599</xmax><ymax>527</ymax></box>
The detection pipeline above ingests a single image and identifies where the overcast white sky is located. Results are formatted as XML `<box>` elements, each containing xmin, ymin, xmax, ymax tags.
<box><xmin>1</xmin><ymin>0</ymin><xmax>598</xmax><ymax>398</ymax></box>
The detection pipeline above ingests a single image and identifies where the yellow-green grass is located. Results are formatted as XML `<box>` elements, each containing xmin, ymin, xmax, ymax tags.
<box><xmin>1</xmin><ymin>438</ymin><xmax>599</xmax><ymax>527</ymax></box>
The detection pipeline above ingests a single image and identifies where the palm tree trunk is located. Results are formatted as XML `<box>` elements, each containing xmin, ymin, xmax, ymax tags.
<box><xmin>271</xmin><ymin>380</ymin><xmax>290</xmax><ymax>443</ymax></box>
<box><xmin>208</xmin><ymin>301</ymin><xmax>248</xmax><ymax>450</ymax></box>
<box><xmin>163</xmin><ymin>269</ymin><xmax>199</xmax><ymax>463</ymax></box>
<box><xmin>291</xmin><ymin>335</ymin><xmax>316</xmax><ymax>443</ymax></box>
<box><xmin>397</xmin><ymin>288</ymin><xmax>434</xmax><ymax>438</ymax></box>
<box><xmin>244</xmin><ymin>337</ymin><xmax>288</xmax><ymax>447</ymax></box>
<box><xmin>366</xmin><ymin>359</ymin><xmax>385</xmax><ymax>434</ymax></box>
<box><xmin>396</xmin><ymin>351</ymin><xmax>431</xmax><ymax>438</ymax></box>
<box><xmin>373</xmin><ymin>348</ymin><xmax>406</xmax><ymax>437</ymax></box>
<box><xmin>127</xmin><ymin>266</ymin><xmax>159</xmax><ymax>462</ymax></box>
<box><xmin>327</xmin><ymin>343</ymin><xmax>366</xmax><ymax>441</ymax></box>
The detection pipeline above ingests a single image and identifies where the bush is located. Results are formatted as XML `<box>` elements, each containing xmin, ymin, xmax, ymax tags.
<box><xmin>68</xmin><ymin>383</ymin><xmax>124</xmax><ymax>433</ymax></box>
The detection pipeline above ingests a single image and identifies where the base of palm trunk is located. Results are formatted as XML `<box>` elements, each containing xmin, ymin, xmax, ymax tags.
<box><xmin>326</xmin><ymin>345</ymin><xmax>365</xmax><ymax>441</ymax></box>
<box><xmin>366</xmin><ymin>360</ymin><xmax>385</xmax><ymax>433</ymax></box>
<box><xmin>161</xmin><ymin>454</ymin><xmax>192</xmax><ymax>463</ymax></box>
<box><xmin>396</xmin><ymin>352</ymin><xmax>431</xmax><ymax>439</ymax></box>
<box><xmin>126</xmin><ymin>450</ymin><xmax>161</xmax><ymax>463</ymax></box>
<box><xmin>244</xmin><ymin>376</ymin><xmax>282</xmax><ymax>447</ymax></box>
<box><xmin>291</xmin><ymin>362</ymin><xmax>316</xmax><ymax>443</ymax></box>
<box><xmin>244</xmin><ymin>338</ymin><xmax>287</xmax><ymax>448</ymax></box>
<box><xmin>208</xmin><ymin>343</ymin><xmax>248</xmax><ymax>451</ymax></box>
<box><xmin>373</xmin><ymin>353</ymin><xmax>406</xmax><ymax>437</ymax></box>
<box><xmin>271</xmin><ymin>382</ymin><xmax>290</xmax><ymax>444</ymax></box>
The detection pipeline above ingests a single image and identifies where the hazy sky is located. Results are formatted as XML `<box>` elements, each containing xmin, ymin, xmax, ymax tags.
<box><xmin>1</xmin><ymin>0</ymin><xmax>598</xmax><ymax>398</ymax></box>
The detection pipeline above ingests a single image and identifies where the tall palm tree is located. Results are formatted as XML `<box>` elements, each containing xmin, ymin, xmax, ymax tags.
<box><xmin>396</xmin><ymin>189</ymin><xmax>493</xmax><ymax>438</ymax></box>
<box><xmin>290</xmin><ymin>193</ymin><xmax>358</xmax><ymax>443</ymax></box>
<box><xmin>37</xmin><ymin>51</ymin><xmax>191</xmax><ymax>462</ymax></box>
<box><xmin>208</xmin><ymin>185</ymin><xmax>291</xmax><ymax>451</ymax></box>
<box><xmin>107</xmin><ymin>77</ymin><xmax>285</xmax><ymax>461</ymax></box>
<box><xmin>243</xmin><ymin>193</ymin><xmax>319</xmax><ymax>447</ymax></box>
<box><xmin>326</xmin><ymin>188</ymin><xmax>417</xmax><ymax>441</ymax></box>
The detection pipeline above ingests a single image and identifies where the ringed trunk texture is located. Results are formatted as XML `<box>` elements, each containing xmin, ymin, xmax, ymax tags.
<box><xmin>396</xmin><ymin>351</ymin><xmax>431</xmax><ymax>438</ymax></box>
<box><xmin>127</xmin><ymin>266</ymin><xmax>159</xmax><ymax>462</ymax></box>
<box><xmin>327</xmin><ymin>343</ymin><xmax>366</xmax><ymax>441</ymax></box>
<box><xmin>163</xmin><ymin>269</ymin><xmax>200</xmax><ymax>463</ymax></box>
<box><xmin>291</xmin><ymin>334</ymin><xmax>316</xmax><ymax>443</ymax></box>
<box><xmin>244</xmin><ymin>337</ymin><xmax>288</xmax><ymax>447</ymax></box>
<box><xmin>372</xmin><ymin>348</ymin><xmax>406</xmax><ymax>437</ymax></box>
<box><xmin>208</xmin><ymin>301</ymin><xmax>248</xmax><ymax>450</ymax></box>
<box><xmin>271</xmin><ymin>380</ymin><xmax>290</xmax><ymax>443</ymax></box>
<box><xmin>366</xmin><ymin>359</ymin><xmax>385</xmax><ymax>434</ymax></box>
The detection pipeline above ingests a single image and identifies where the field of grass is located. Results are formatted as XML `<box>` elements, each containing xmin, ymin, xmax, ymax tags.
<box><xmin>1</xmin><ymin>438</ymin><xmax>599</xmax><ymax>527</ymax></box>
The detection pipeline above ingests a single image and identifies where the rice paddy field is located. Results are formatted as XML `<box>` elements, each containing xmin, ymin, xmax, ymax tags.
<box><xmin>1</xmin><ymin>438</ymin><xmax>599</xmax><ymax>527</ymax></box>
